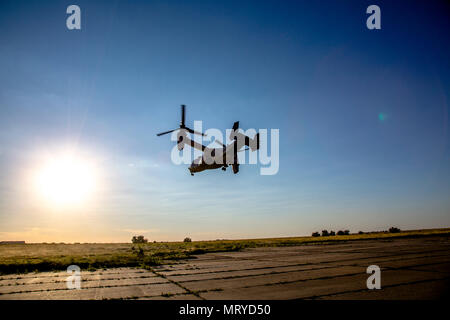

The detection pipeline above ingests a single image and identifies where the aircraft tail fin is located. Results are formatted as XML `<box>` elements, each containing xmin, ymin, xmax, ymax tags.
<box><xmin>244</xmin><ymin>132</ymin><xmax>260</xmax><ymax>151</ymax></box>
<box><xmin>230</xmin><ymin>121</ymin><xmax>259</xmax><ymax>152</ymax></box>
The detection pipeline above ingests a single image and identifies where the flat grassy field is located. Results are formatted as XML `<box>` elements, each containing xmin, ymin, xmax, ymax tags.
<box><xmin>1</xmin><ymin>228</ymin><xmax>449</xmax><ymax>275</ymax></box>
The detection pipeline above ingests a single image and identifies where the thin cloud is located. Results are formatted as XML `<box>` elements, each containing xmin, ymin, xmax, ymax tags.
<box><xmin>120</xmin><ymin>228</ymin><xmax>159</xmax><ymax>234</ymax></box>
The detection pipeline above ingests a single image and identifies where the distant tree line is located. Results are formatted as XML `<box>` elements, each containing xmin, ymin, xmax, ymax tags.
<box><xmin>131</xmin><ymin>235</ymin><xmax>148</xmax><ymax>243</ymax></box>
<box><xmin>312</xmin><ymin>230</ymin><xmax>350</xmax><ymax>237</ymax></box>
<box><xmin>312</xmin><ymin>227</ymin><xmax>401</xmax><ymax>237</ymax></box>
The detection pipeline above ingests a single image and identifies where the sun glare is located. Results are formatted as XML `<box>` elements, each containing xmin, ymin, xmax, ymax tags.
<box><xmin>34</xmin><ymin>153</ymin><xmax>98</xmax><ymax>207</ymax></box>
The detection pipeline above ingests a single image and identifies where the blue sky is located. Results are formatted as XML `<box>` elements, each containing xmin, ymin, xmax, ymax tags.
<box><xmin>0</xmin><ymin>0</ymin><xmax>449</xmax><ymax>242</ymax></box>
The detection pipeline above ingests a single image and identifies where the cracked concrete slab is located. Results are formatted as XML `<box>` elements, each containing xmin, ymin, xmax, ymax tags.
<box><xmin>0</xmin><ymin>236</ymin><xmax>448</xmax><ymax>299</ymax></box>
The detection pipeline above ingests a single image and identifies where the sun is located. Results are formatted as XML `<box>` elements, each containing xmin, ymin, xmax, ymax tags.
<box><xmin>34</xmin><ymin>153</ymin><xmax>98</xmax><ymax>207</ymax></box>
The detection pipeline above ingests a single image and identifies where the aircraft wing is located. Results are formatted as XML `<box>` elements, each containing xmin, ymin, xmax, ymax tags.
<box><xmin>181</xmin><ymin>136</ymin><xmax>207</xmax><ymax>151</ymax></box>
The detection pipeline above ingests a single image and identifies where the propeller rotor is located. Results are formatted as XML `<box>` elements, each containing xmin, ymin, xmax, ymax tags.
<box><xmin>156</xmin><ymin>129</ymin><xmax>177</xmax><ymax>137</ymax></box>
<box><xmin>156</xmin><ymin>105</ymin><xmax>206</xmax><ymax>137</ymax></box>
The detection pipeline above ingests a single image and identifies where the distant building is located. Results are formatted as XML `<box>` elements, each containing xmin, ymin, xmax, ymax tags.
<box><xmin>0</xmin><ymin>241</ymin><xmax>26</xmax><ymax>244</ymax></box>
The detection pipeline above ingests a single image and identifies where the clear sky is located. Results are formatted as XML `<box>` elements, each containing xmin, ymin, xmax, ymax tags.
<box><xmin>0</xmin><ymin>0</ymin><xmax>449</xmax><ymax>242</ymax></box>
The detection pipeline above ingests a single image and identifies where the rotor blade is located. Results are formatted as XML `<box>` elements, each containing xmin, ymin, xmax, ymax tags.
<box><xmin>156</xmin><ymin>129</ymin><xmax>177</xmax><ymax>136</ymax></box>
<box><xmin>181</xmin><ymin>104</ymin><xmax>186</xmax><ymax>127</ymax></box>
<box><xmin>185</xmin><ymin>127</ymin><xmax>207</xmax><ymax>136</ymax></box>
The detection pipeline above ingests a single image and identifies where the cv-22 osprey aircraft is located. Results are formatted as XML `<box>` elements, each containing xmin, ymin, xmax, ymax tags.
<box><xmin>157</xmin><ymin>105</ymin><xmax>259</xmax><ymax>175</ymax></box>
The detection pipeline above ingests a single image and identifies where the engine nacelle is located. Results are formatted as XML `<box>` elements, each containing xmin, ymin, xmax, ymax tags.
<box><xmin>177</xmin><ymin>131</ymin><xmax>187</xmax><ymax>151</ymax></box>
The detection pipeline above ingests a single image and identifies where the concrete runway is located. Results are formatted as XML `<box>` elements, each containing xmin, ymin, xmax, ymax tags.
<box><xmin>1</xmin><ymin>236</ymin><xmax>449</xmax><ymax>300</ymax></box>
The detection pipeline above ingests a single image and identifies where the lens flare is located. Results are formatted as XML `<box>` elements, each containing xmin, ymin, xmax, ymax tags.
<box><xmin>34</xmin><ymin>153</ymin><xmax>97</xmax><ymax>207</ymax></box>
<box><xmin>378</xmin><ymin>112</ymin><xmax>388</xmax><ymax>122</ymax></box>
